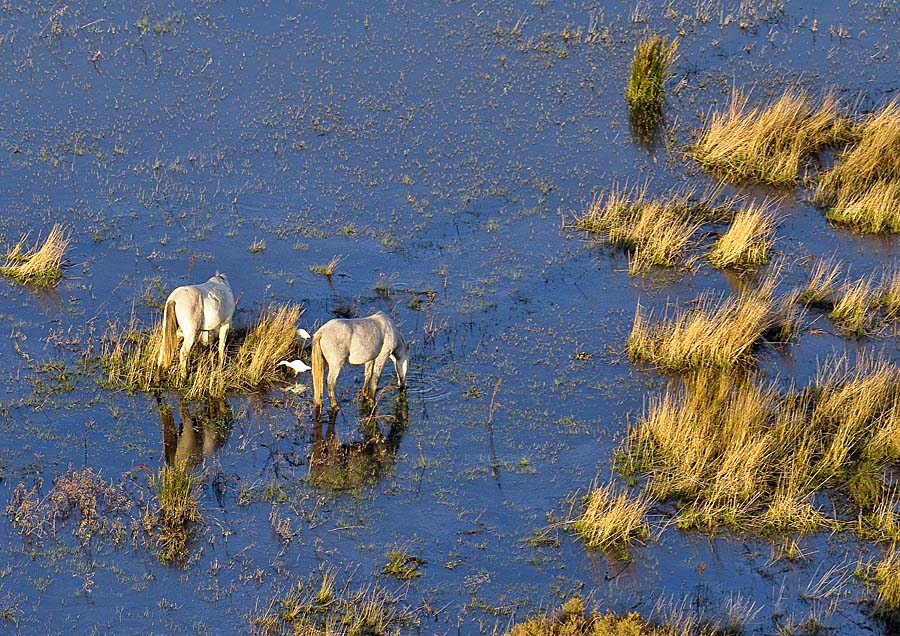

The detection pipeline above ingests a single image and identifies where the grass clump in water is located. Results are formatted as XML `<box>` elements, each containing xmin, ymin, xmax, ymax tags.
<box><xmin>799</xmin><ymin>258</ymin><xmax>842</xmax><ymax>308</ymax></box>
<box><xmin>101</xmin><ymin>304</ymin><xmax>304</xmax><ymax>398</ymax></box>
<box><xmin>621</xmin><ymin>355</ymin><xmax>900</xmax><ymax>534</ymax></box>
<box><xmin>627</xmin><ymin>275</ymin><xmax>794</xmax><ymax>372</ymax></box>
<box><xmin>691</xmin><ymin>90</ymin><xmax>847</xmax><ymax>186</ymax></box>
<box><xmin>251</xmin><ymin>569</ymin><xmax>413</xmax><ymax>636</ymax></box>
<box><xmin>875</xmin><ymin>547</ymin><xmax>900</xmax><ymax>620</ymax></box>
<box><xmin>708</xmin><ymin>200</ymin><xmax>777</xmax><ymax>270</ymax></box>
<box><xmin>570</xmin><ymin>480</ymin><xmax>652</xmax><ymax>553</ymax></box>
<box><xmin>144</xmin><ymin>461</ymin><xmax>202</xmax><ymax>563</ymax></box>
<box><xmin>829</xmin><ymin>276</ymin><xmax>877</xmax><ymax>336</ymax></box>
<box><xmin>819</xmin><ymin>98</ymin><xmax>900</xmax><ymax>233</ymax></box>
<box><xmin>1</xmin><ymin>224</ymin><xmax>69</xmax><ymax>289</ymax></box>
<box><xmin>309</xmin><ymin>254</ymin><xmax>345</xmax><ymax>278</ymax></box>
<box><xmin>577</xmin><ymin>186</ymin><xmax>724</xmax><ymax>274</ymax></box>
<box><xmin>625</xmin><ymin>35</ymin><xmax>678</xmax><ymax>128</ymax></box>
<box><xmin>382</xmin><ymin>548</ymin><xmax>426</xmax><ymax>580</ymax></box>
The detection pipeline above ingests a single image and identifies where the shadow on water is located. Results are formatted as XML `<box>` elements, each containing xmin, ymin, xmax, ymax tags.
<box><xmin>156</xmin><ymin>392</ymin><xmax>234</xmax><ymax>506</ymax></box>
<box><xmin>308</xmin><ymin>392</ymin><xmax>408</xmax><ymax>493</ymax></box>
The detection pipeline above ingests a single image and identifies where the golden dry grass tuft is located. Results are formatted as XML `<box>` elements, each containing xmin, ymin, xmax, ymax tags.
<box><xmin>577</xmin><ymin>186</ymin><xmax>728</xmax><ymax>274</ymax></box>
<box><xmin>799</xmin><ymin>257</ymin><xmax>842</xmax><ymax>307</ymax></box>
<box><xmin>829</xmin><ymin>276</ymin><xmax>877</xmax><ymax>336</ymax></box>
<box><xmin>820</xmin><ymin>97</ymin><xmax>900</xmax><ymax>233</ymax></box>
<box><xmin>691</xmin><ymin>90</ymin><xmax>847</xmax><ymax>185</ymax></box>
<box><xmin>875</xmin><ymin>547</ymin><xmax>900</xmax><ymax>619</ymax></box>
<box><xmin>101</xmin><ymin>304</ymin><xmax>304</xmax><ymax>398</ymax></box>
<box><xmin>570</xmin><ymin>480</ymin><xmax>652</xmax><ymax>552</ymax></box>
<box><xmin>627</xmin><ymin>277</ymin><xmax>792</xmax><ymax>372</ymax></box>
<box><xmin>1</xmin><ymin>224</ymin><xmax>69</xmax><ymax>289</ymax></box>
<box><xmin>708</xmin><ymin>200</ymin><xmax>777</xmax><ymax>270</ymax></box>
<box><xmin>621</xmin><ymin>355</ymin><xmax>900</xmax><ymax>534</ymax></box>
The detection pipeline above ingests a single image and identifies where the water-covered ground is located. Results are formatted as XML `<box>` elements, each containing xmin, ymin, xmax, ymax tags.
<box><xmin>1</xmin><ymin>1</ymin><xmax>899</xmax><ymax>633</ymax></box>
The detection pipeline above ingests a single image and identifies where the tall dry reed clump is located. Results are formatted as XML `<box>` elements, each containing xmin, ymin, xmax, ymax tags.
<box><xmin>621</xmin><ymin>355</ymin><xmax>900</xmax><ymax>534</ymax></box>
<box><xmin>708</xmin><ymin>199</ymin><xmax>777</xmax><ymax>270</ymax></box>
<box><xmin>691</xmin><ymin>90</ymin><xmax>847</xmax><ymax>185</ymax></box>
<box><xmin>1</xmin><ymin>224</ymin><xmax>69</xmax><ymax>289</ymax></box>
<box><xmin>101</xmin><ymin>304</ymin><xmax>304</xmax><ymax>398</ymax></box>
<box><xmin>819</xmin><ymin>98</ymin><xmax>900</xmax><ymax>233</ymax></box>
<box><xmin>577</xmin><ymin>186</ymin><xmax>727</xmax><ymax>274</ymax></box>
<box><xmin>570</xmin><ymin>480</ymin><xmax>653</xmax><ymax>552</ymax></box>
<box><xmin>627</xmin><ymin>274</ymin><xmax>797</xmax><ymax>372</ymax></box>
<box><xmin>625</xmin><ymin>35</ymin><xmax>678</xmax><ymax>124</ymax></box>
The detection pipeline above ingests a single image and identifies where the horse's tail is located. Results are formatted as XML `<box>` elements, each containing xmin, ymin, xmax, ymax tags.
<box><xmin>311</xmin><ymin>332</ymin><xmax>325</xmax><ymax>408</ymax></box>
<box><xmin>157</xmin><ymin>300</ymin><xmax>179</xmax><ymax>371</ymax></box>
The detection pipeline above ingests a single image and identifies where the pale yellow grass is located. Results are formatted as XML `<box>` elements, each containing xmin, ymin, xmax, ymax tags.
<box><xmin>708</xmin><ymin>200</ymin><xmax>777</xmax><ymax>269</ymax></box>
<box><xmin>799</xmin><ymin>257</ymin><xmax>842</xmax><ymax>307</ymax></box>
<box><xmin>692</xmin><ymin>90</ymin><xmax>846</xmax><ymax>185</ymax></box>
<box><xmin>1</xmin><ymin>224</ymin><xmax>69</xmax><ymax>289</ymax></box>
<box><xmin>830</xmin><ymin>276</ymin><xmax>877</xmax><ymax>335</ymax></box>
<box><xmin>570</xmin><ymin>480</ymin><xmax>652</xmax><ymax>551</ymax></box>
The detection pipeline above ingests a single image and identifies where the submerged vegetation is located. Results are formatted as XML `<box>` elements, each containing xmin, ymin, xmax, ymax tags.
<box><xmin>101</xmin><ymin>304</ymin><xmax>304</xmax><ymax>398</ymax></box>
<box><xmin>144</xmin><ymin>462</ymin><xmax>203</xmax><ymax>563</ymax></box>
<box><xmin>691</xmin><ymin>90</ymin><xmax>847</xmax><ymax>186</ymax></box>
<box><xmin>251</xmin><ymin>569</ymin><xmax>413</xmax><ymax>635</ymax></box>
<box><xmin>1</xmin><ymin>224</ymin><xmax>69</xmax><ymax>289</ymax></box>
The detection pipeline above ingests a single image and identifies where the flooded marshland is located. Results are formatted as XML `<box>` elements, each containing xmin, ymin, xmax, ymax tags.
<box><xmin>1</xmin><ymin>0</ymin><xmax>900</xmax><ymax>633</ymax></box>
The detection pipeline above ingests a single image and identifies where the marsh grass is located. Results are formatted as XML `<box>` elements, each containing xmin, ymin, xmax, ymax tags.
<box><xmin>799</xmin><ymin>258</ymin><xmax>842</xmax><ymax>308</ymax></box>
<box><xmin>570</xmin><ymin>480</ymin><xmax>652</xmax><ymax>552</ymax></box>
<box><xmin>1</xmin><ymin>224</ymin><xmax>69</xmax><ymax>289</ymax></box>
<box><xmin>708</xmin><ymin>200</ymin><xmax>777</xmax><ymax>270</ymax></box>
<box><xmin>382</xmin><ymin>548</ymin><xmax>426</xmax><ymax>580</ymax></box>
<box><xmin>251</xmin><ymin>569</ymin><xmax>412</xmax><ymax>636</ymax></box>
<box><xmin>625</xmin><ymin>35</ymin><xmax>678</xmax><ymax>129</ymax></box>
<box><xmin>577</xmin><ymin>186</ymin><xmax>727</xmax><ymax>274</ymax></box>
<box><xmin>830</xmin><ymin>276</ymin><xmax>877</xmax><ymax>336</ymax></box>
<box><xmin>820</xmin><ymin>98</ymin><xmax>900</xmax><ymax>233</ymax></box>
<box><xmin>101</xmin><ymin>304</ymin><xmax>304</xmax><ymax>398</ymax></box>
<box><xmin>507</xmin><ymin>598</ymin><xmax>657</xmax><ymax>636</ymax></box>
<box><xmin>144</xmin><ymin>461</ymin><xmax>202</xmax><ymax>563</ymax></box>
<box><xmin>627</xmin><ymin>277</ymin><xmax>793</xmax><ymax>372</ymax></box>
<box><xmin>309</xmin><ymin>254</ymin><xmax>345</xmax><ymax>277</ymax></box>
<box><xmin>691</xmin><ymin>90</ymin><xmax>847</xmax><ymax>185</ymax></box>
<box><xmin>621</xmin><ymin>355</ymin><xmax>900</xmax><ymax>534</ymax></box>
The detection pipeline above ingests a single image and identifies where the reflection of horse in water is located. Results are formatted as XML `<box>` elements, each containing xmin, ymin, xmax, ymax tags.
<box><xmin>309</xmin><ymin>394</ymin><xmax>409</xmax><ymax>492</ymax></box>
<box><xmin>156</xmin><ymin>394</ymin><xmax>234</xmax><ymax>469</ymax></box>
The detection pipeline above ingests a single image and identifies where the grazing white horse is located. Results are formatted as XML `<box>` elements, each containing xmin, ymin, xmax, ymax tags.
<box><xmin>311</xmin><ymin>311</ymin><xmax>408</xmax><ymax>410</ymax></box>
<box><xmin>156</xmin><ymin>273</ymin><xmax>236</xmax><ymax>378</ymax></box>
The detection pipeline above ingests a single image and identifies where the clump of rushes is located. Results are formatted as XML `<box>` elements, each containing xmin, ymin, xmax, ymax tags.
<box><xmin>875</xmin><ymin>547</ymin><xmax>900</xmax><ymax>620</ymax></box>
<box><xmin>251</xmin><ymin>569</ymin><xmax>412</xmax><ymax>636</ymax></box>
<box><xmin>625</xmin><ymin>35</ymin><xmax>678</xmax><ymax>125</ymax></box>
<box><xmin>708</xmin><ymin>200</ymin><xmax>777</xmax><ymax>270</ymax></box>
<box><xmin>799</xmin><ymin>257</ymin><xmax>842</xmax><ymax>307</ymax></box>
<box><xmin>570</xmin><ymin>480</ymin><xmax>652</xmax><ymax>553</ymax></box>
<box><xmin>881</xmin><ymin>268</ymin><xmax>900</xmax><ymax>317</ymax></box>
<box><xmin>1</xmin><ymin>224</ymin><xmax>69</xmax><ymax>289</ymax></box>
<box><xmin>101</xmin><ymin>304</ymin><xmax>304</xmax><ymax>398</ymax></box>
<box><xmin>144</xmin><ymin>461</ymin><xmax>202</xmax><ymax>563</ymax></box>
<box><xmin>578</xmin><ymin>186</ymin><xmax>712</xmax><ymax>274</ymax></box>
<box><xmin>691</xmin><ymin>90</ymin><xmax>847</xmax><ymax>185</ymax></box>
<box><xmin>507</xmin><ymin>598</ymin><xmax>662</xmax><ymax>636</ymax></box>
<box><xmin>820</xmin><ymin>98</ymin><xmax>900</xmax><ymax>233</ymax></box>
<box><xmin>830</xmin><ymin>276</ymin><xmax>877</xmax><ymax>336</ymax></box>
<box><xmin>627</xmin><ymin>285</ymin><xmax>786</xmax><ymax>372</ymax></box>
<box><xmin>621</xmin><ymin>355</ymin><xmax>900</xmax><ymax>534</ymax></box>
<box><xmin>382</xmin><ymin>548</ymin><xmax>426</xmax><ymax>580</ymax></box>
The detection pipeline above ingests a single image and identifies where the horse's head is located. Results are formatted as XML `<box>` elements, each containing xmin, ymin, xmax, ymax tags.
<box><xmin>212</xmin><ymin>271</ymin><xmax>229</xmax><ymax>284</ymax></box>
<box><xmin>391</xmin><ymin>336</ymin><xmax>409</xmax><ymax>388</ymax></box>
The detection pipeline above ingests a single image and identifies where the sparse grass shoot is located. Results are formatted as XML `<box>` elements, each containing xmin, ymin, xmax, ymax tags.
<box><xmin>309</xmin><ymin>254</ymin><xmax>345</xmax><ymax>277</ymax></box>
<box><xmin>799</xmin><ymin>257</ymin><xmax>842</xmax><ymax>307</ymax></box>
<box><xmin>1</xmin><ymin>224</ymin><xmax>69</xmax><ymax>289</ymax></box>
<box><xmin>691</xmin><ymin>90</ymin><xmax>847</xmax><ymax>185</ymax></box>
<box><xmin>830</xmin><ymin>276</ymin><xmax>877</xmax><ymax>336</ymax></box>
<box><xmin>875</xmin><ymin>547</ymin><xmax>900</xmax><ymax>620</ymax></box>
<box><xmin>382</xmin><ymin>548</ymin><xmax>426</xmax><ymax>580</ymax></box>
<box><xmin>144</xmin><ymin>461</ymin><xmax>202</xmax><ymax>563</ymax></box>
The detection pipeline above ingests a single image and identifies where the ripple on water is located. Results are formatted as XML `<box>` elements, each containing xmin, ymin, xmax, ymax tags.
<box><xmin>404</xmin><ymin>371</ymin><xmax>453</xmax><ymax>403</ymax></box>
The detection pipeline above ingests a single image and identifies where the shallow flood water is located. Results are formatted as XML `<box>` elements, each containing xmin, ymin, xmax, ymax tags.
<box><xmin>1</xmin><ymin>1</ymin><xmax>900</xmax><ymax>633</ymax></box>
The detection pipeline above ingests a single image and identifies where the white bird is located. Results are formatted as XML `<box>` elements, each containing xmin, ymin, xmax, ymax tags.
<box><xmin>277</xmin><ymin>359</ymin><xmax>311</xmax><ymax>374</ymax></box>
<box><xmin>296</xmin><ymin>328</ymin><xmax>311</xmax><ymax>340</ymax></box>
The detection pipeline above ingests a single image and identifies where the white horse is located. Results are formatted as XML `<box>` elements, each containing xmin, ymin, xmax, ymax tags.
<box><xmin>311</xmin><ymin>311</ymin><xmax>408</xmax><ymax>410</ymax></box>
<box><xmin>156</xmin><ymin>273</ymin><xmax>236</xmax><ymax>379</ymax></box>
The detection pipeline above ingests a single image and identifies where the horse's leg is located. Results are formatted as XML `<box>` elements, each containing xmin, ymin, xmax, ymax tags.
<box><xmin>368</xmin><ymin>354</ymin><xmax>389</xmax><ymax>399</ymax></box>
<box><xmin>327</xmin><ymin>360</ymin><xmax>342</xmax><ymax>410</ymax></box>
<box><xmin>363</xmin><ymin>361</ymin><xmax>374</xmax><ymax>398</ymax></box>
<box><xmin>217</xmin><ymin>322</ymin><xmax>230</xmax><ymax>366</ymax></box>
<box><xmin>179</xmin><ymin>327</ymin><xmax>196</xmax><ymax>379</ymax></box>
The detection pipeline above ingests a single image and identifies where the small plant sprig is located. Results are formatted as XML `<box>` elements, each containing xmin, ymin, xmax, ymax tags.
<box><xmin>625</xmin><ymin>35</ymin><xmax>678</xmax><ymax>125</ymax></box>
